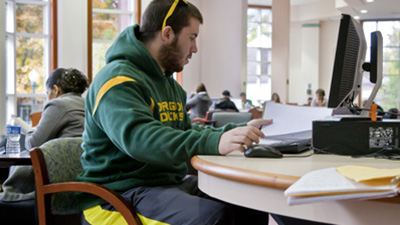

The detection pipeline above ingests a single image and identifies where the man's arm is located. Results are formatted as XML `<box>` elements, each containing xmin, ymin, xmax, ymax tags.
<box><xmin>93</xmin><ymin>83</ymin><xmax>222</xmax><ymax>166</ymax></box>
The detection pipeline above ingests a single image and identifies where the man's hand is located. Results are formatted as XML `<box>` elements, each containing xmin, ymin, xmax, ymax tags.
<box><xmin>247</xmin><ymin>118</ymin><xmax>272</xmax><ymax>129</ymax></box>
<box><xmin>218</xmin><ymin>119</ymin><xmax>273</xmax><ymax>155</ymax></box>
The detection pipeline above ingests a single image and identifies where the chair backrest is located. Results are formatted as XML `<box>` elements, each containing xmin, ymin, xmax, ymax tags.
<box><xmin>31</xmin><ymin>137</ymin><xmax>142</xmax><ymax>225</ymax></box>
<box><xmin>40</xmin><ymin>137</ymin><xmax>84</xmax><ymax>214</ymax></box>
<box><xmin>30</xmin><ymin>111</ymin><xmax>42</xmax><ymax>127</ymax></box>
<box><xmin>212</xmin><ymin>112</ymin><xmax>253</xmax><ymax>128</ymax></box>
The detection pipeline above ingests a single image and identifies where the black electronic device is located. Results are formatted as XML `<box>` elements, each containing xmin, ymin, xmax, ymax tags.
<box><xmin>313</xmin><ymin>119</ymin><xmax>400</xmax><ymax>156</ymax></box>
<box><xmin>268</xmin><ymin>138</ymin><xmax>311</xmax><ymax>153</ymax></box>
<box><xmin>312</xmin><ymin>14</ymin><xmax>386</xmax><ymax>156</ymax></box>
<box><xmin>244</xmin><ymin>145</ymin><xmax>283</xmax><ymax>158</ymax></box>
<box><xmin>327</xmin><ymin>14</ymin><xmax>382</xmax><ymax>117</ymax></box>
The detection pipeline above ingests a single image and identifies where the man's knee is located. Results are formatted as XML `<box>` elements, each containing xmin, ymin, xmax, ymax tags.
<box><xmin>200</xmin><ymin>202</ymin><xmax>234</xmax><ymax>225</ymax></box>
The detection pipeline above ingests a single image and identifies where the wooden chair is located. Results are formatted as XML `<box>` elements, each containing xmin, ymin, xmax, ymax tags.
<box><xmin>191</xmin><ymin>111</ymin><xmax>214</xmax><ymax>126</ymax></box>
<box><xmin>191</xmin><ymin>109</ymin><xmax>239</xmax><ymax>126</ymax></box>
<box><xmin>30</xmin><ymin>137</ymin><xmax>142</xmax><ymax>225</ymax></box>
<box><xmin>30</xmin><ymin>111</ymin><xmax>42</xmax><ymax>127</ymax></box>
<box><xmin>248</xmin><ymin>107</ymin><xmax>263</xmax><ymax>119</ymax></box>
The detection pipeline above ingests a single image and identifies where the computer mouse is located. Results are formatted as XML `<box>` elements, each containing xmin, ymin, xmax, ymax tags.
<box><xmin>244</xmin><ymin>145</ymin><xmax>283</xmax><ymax>158</ymax></box>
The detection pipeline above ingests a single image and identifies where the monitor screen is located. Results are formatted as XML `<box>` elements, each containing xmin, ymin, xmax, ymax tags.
<box><xmin>327</xmin><ymin>14</ymin><xmax>383</xmax><ymax>116</ymax></box>
<box><xmin>327</xmin><ymin>14</ymin><xmax>367</xmax><ymax>109</ymax></box>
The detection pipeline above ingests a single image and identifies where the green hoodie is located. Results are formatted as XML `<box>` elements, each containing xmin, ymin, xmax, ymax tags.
<box><xmin>77</xmin><ymin>25</ymin><xmax>237</xmax><ymax>209</ymax></box>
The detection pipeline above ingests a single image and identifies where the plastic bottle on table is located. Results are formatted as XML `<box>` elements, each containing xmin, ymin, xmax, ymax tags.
<box><xmin>6</xmin><ymin>114</ymin><xmax>21</xmax><ymax>155</ymax></box>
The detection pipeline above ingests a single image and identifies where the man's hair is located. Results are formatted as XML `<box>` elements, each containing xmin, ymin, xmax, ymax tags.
<box><xmin>139</xmin><ymin>0</ymin><xmax>203</xmax><ymax>44</ymax></box>
<box><xmin>316</xmin><ymin>88</ymin><xmax>325</xmax><ymax>97</ymax></box>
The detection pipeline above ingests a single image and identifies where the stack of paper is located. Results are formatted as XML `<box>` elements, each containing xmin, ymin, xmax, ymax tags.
<box><xmin>261</xmin><ymin>101</ymin><xmax>332</xmax><ymax>140</ymax></box>
<box><xmin>284</xmin><ymin>166</ymin><xmax>400</xmax><ymax>205</ymax></box>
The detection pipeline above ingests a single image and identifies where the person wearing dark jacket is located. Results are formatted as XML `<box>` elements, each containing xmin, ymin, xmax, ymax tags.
<box><xmin>215</xmin><ymin>90</ymin><xmax>239</xmax><ymax>112</ymax></box>
<box><xmin>186</xmin><ymin>83</ymin><xmax>212</xmax><ymax>120</ymax></box>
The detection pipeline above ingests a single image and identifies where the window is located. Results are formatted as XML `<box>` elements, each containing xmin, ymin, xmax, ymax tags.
<box><xmin>247</xmin><ymin>6</ymin><xmax>272</xmax><ymax>105</ymax></box>
<box><xmin>5</xmin><ymin>0</ymin><xmax>56</xmax><ymax>123</ymax></box>
<box><xmin>362</xmin><ymin>20</ymin><xmax>400</xmax><ymax>111</ymax></box>
<box><xmin>88</xmin><ymin>0</ymin><xmax>141</xmax><ymax>82</ymax></box>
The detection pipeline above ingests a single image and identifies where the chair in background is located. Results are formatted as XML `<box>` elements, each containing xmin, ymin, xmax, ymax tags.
<box><xmin>248</xmin><ymin>107</ymin><xmax>263</xmax><ymax>119</ymax></box>
<box><xmin>30</xmin><ymin>137</ymin><xmax>142</xmax><ymax>225</ymax></box>
<box><xmin>212</xmin><ymin>112</ymin><xmax>253</xmax><ymax>128</ymax></box>
<box><xmin>191</xmin><ymin>111</ymin><xmax>214</xmax><ymax>126</ymax></box>
<box><xmin>30</xmin><ymin>112</ymin><xmax>42</xmax><ymax>127</ymax></box>
<box><xmin>191</xmin><ymin>109</ymin><xmax>239</xmax><ymax>126</ymax></box>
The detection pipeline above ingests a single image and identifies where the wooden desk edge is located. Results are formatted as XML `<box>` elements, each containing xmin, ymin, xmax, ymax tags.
<box><xmin>191</xmin><ymin>156</ymin><xmax>400</xmax><ymax>204</ymax></box>
<box><xmin>191</xmin><ymin>155</ymin><xmax>299</xmax><ymax>190</ymax></box>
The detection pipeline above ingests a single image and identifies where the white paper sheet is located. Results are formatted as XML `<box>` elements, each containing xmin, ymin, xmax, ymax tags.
<box><xmin>261</xmin><ymin>101</ymin><xmax>332</xmax><ymax>139</ymax></box>
<box><xmin>284</xmin><ymin>167</ymin><xmax>399</xmax><ymax>205</ymax></box>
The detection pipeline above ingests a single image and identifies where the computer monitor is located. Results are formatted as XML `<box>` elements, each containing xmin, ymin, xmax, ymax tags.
<box><xmin>327</xmin><ymin>14</ymin><xmax>382</xmax><ymax>117</ymax></box>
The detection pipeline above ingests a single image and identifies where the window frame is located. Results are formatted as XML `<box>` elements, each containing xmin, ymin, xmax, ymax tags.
<box><xmin>87</xmin><ymin>0</ymin><xmax>141</xmax><ymax>83</ymax></box>
<box><xmin>246</xmin><ymin>5</ymin><xmax>272</xmax><ymax>104</ymax></box>
<box><xmin>361</xmin><ymin>18</ymin><xmax>400</xmax><ymax>110</ymax></box>
<box><xmin>4</xmin><ymin>0</ymin><xmax>57</xmax><ymax>123</ymax></box>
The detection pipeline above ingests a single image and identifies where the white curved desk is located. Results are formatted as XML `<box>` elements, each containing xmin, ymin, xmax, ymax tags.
<box><xmin>191</xmin><ymin>152</ymin><xmax>400</xmax><ymax>225</ymax></box>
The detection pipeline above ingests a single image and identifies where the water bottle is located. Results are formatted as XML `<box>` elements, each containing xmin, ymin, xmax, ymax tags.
<box><xmin>6</xmin><ymin>115</ymin><xmax>21</xmax><ymax>155</ymax></box>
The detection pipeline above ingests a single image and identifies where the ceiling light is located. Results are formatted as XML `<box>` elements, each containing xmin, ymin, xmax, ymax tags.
<box><xmin>354</xmin><ymin>16</ymin><xmax>360</xmax><ymax>19</ymax></box>
<box><xmin>360</xmin><ymin>9</ymin><xmax>368</xmax><ymax>14</ymax></box>
<box><xmin>366</xmin><ymin>0</ymin><xmax>374</xmax><ymax>2</ymax></box>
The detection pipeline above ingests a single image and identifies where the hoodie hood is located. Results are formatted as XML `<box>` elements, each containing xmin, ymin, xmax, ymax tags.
<box><xmin>197</xmin><ymin>91</ymin><xmax>211</xmax><ymax>102</ymax></box>
<box><xmin>105</xmin><ymin>25</ymin><xmax>173</xmax><ymax>77</ymax></box>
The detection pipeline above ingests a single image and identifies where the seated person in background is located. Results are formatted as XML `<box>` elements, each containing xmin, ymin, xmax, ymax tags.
<box><xmin>0</xmin><ymin>67</ymin><xmax>88</xmax><ymax>203</ymax></box>
<box><xmin>240</xmin><ymin>92</ymin><xmax>253</xmax><ymax>109</ymax></box>
<box><xmin>271</xmin><ymin>92</ymin><xmax>281</xmax><ymax>103</ymax></box>
<box><xmin>186</xmin><ymin>83</ymin><xmax>212</xmax><ymax>120</ymax></box>
<box><xmin>311</xmin><ymin>88</ymin><xmax>327</xmax><ymax>107</ymax></box>
<box><xmin>76</xmin><ymin>1</ymin><xmax>274</xmax><ymax>224</ymax></box>
<box><xmin>306</xmin><ymin>97</ymin><xmax>313</xmax><ymax>106</ymax></box>
<box><xmin>25</xmin><ymin>68</ymin><xmax>88</xmax><ymax>149</ymax></box>
<box><xmin>215</xmin><ymin>90</ymin><xmax>239</xmax><ymax>112</ymax></box>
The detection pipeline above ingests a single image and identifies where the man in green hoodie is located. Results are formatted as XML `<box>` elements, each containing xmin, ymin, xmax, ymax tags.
<box><xmin>78</xmin><ymin>0</ymin><xmax>272</xmax><ymax>224</ymax></box>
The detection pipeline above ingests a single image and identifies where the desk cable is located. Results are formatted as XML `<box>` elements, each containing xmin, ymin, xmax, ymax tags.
<box><xmin>313</xmin><ymin>145</ymin><xmax>400</xmax><ymax>161</ymax></box>
<box><xmin>347</xmin><ymin>106</ymin><xmax>400</xmax><ymax>117</ymax></box>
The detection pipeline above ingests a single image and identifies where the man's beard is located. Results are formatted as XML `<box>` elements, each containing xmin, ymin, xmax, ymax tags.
<box><xmin>159</xmin><ymin>36</ymin><xmax>184</xmax><ymax>73</ymax></box>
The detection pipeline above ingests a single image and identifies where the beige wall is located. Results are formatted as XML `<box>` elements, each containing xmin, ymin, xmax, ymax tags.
<box><xmin>319</xmin><ymin>20</ymin><xmax>340</xmax><ymax>97</ymax></box>
<box><xmin>272</xmin><ymin>0</ymin><xmax>291</xmax><ymax>102</ymax></box>
<box><xmin>288</xmin><ymin>20</ymin><xmax>340</xmax><ymax>105</ymax></box>
<box><xmin>58</xmin><ymin>0</ymin><xmax>88</xmax><ymax>72</ymax></box>
<box><xmin>184</xmin><ymin>0</ymin><xmax>247</xmax><ymax>99</ymax></box>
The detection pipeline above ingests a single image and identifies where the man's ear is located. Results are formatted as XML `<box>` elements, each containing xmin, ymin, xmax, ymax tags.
<box><xmin>161</xmin><ymin>26</ymin><xmax>175</xmax><ymax>44</ymax></box>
